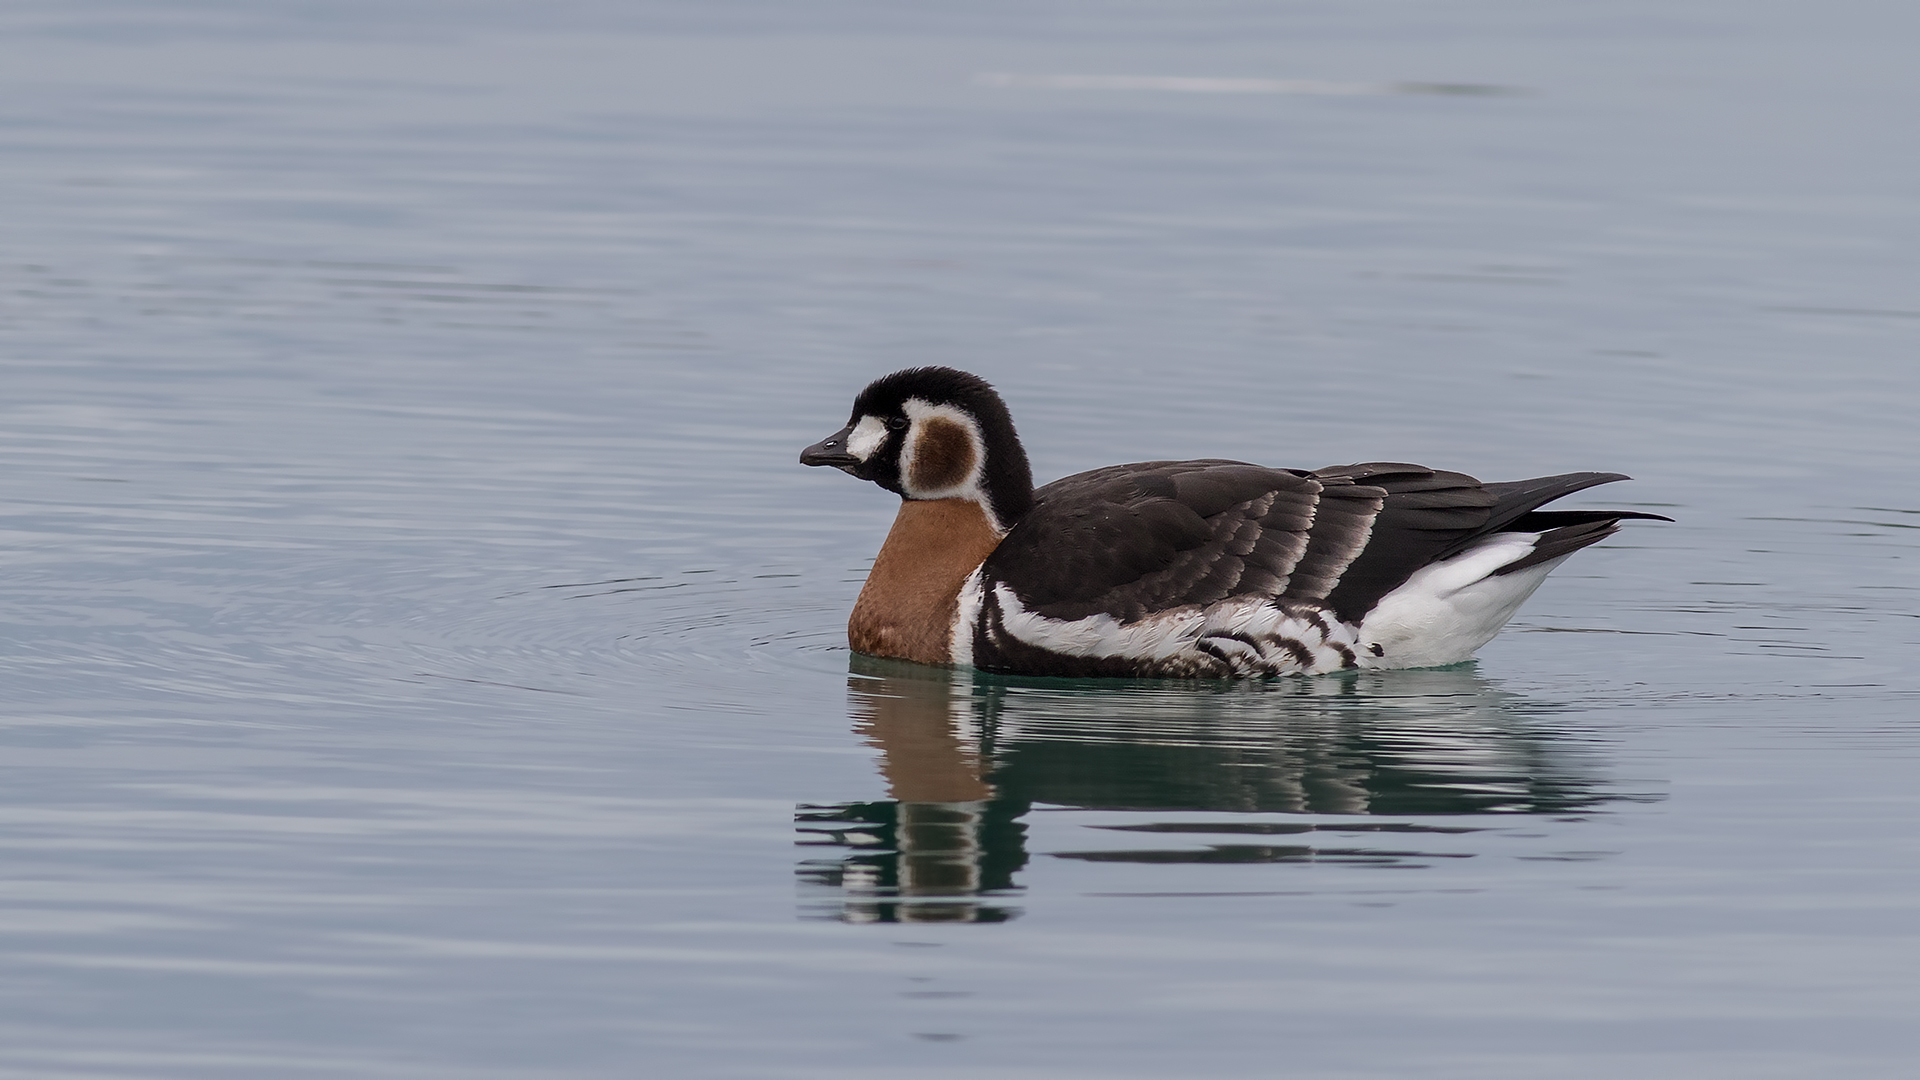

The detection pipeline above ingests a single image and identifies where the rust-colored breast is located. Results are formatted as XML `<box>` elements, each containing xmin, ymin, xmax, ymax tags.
<box><xmin>849</xmin><ymin>498</ymin><xmax>1002</xmax><ymax>665</ymax></box>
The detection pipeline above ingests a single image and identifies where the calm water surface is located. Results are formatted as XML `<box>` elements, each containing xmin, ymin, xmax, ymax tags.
<box><xmin>2</xmin><ymin>2</ymin><xmax>1917</xmax><ymax>1076</ymax></box>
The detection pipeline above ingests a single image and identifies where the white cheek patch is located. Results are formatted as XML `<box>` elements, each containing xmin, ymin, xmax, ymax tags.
<box><xmin>899</xmin><ymin>398</ymin><xmax>986</xmax><ymax>502</ymax></box>
<box><xmin>844</xmin><ymin>415</ymin><xmax>889</xmax><ymax>461</ymax></box>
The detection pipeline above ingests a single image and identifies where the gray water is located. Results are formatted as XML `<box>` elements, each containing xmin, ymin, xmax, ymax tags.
<box><xmin>3</xmin><ymin>2</ymin><xmax>1918</xmax><ymax>1076</ymax></box>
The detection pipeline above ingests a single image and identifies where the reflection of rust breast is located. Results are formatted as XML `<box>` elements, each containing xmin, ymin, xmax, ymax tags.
<box><xmin>849</xmin><ymin>498</ymin><xmax>1002</xmax><ymax>665</ymax></box>
<box><xmin>851</xmin><ymin>670</ymin><xmax>991</xmax><ymax>802</ymax></box>
<box><xmin>907</xmin><ymin>417</ymin><xmax>975</xmax><ymax>493</ymax></box>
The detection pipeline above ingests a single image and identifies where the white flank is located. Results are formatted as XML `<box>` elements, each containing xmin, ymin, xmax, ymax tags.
<box><xmin>986</xmin><ymin>585</ymin><xmax>1366</xmax><ymax>676</ymax></box>
<box><xmin>966</xmin><ymin>531</ymin><xmax>1577</xmax><ymax>676</ymax></box>
<box><xmin>950</xmin><ymin>568</ymin><xmax>985</xmax><ymax>668</ymax></box>
<box><xmin>1358</xmin><ymin>533</ymin><xmax>1566</xmax><ymax>669</ymax></box>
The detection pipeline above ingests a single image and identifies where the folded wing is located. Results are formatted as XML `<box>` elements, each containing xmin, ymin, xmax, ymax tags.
<box><xmin>985</xmin><ymin>461</ymin><xmax>1662</xmax><ymax>625</ymax></box>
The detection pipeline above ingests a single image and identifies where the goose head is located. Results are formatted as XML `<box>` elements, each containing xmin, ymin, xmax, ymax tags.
<box><xmin>800</xmin><ymin>366</ymin><xmax>1034</xmax><ymax>535</ymax></box>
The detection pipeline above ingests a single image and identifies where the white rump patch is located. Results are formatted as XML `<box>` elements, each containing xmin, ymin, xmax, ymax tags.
<box><xmin>1358</xmin><ymin>532</ymin><xmax>1564</xmax><ymax>669</ymax></box>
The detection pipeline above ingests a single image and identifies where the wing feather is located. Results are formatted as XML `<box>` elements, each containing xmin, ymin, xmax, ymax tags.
<box><xmin>1279</xmin><ymin>478</ymin><xmax>1386</xmax><ymax>602</ymax></box>
<box><xmin>1310</xmin><ymin>464</ymin><xmax>1493</xmax><ymax>622</ymax></box>
<box><xmin>986</xmin><ymin>460</ymin><xmax>1322</xmax><ymax>622</ymax></box>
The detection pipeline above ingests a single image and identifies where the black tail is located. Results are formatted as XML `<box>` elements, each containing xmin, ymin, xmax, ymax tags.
<box><xmin>1314</xmin><ymin>466</ymin><xmax>1670</xmax><ymax>623</ymax></box>
<box><xmin>1493</xmin><ymin>518</ymin><xmax>1618</xmax><ymax>576</ymax></box>
<box><xmin>1478</xmin><ymin>474</ymin><xmax>1673</xmax><ymax>576</ymax></box>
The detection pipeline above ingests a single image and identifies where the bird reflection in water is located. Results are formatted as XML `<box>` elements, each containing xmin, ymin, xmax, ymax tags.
<box><xmin>797</xmin><ymin>656</ymin><xmax>1620</xmax><ymax>923</ymax></box>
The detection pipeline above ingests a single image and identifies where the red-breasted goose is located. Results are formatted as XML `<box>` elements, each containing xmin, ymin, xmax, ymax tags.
<box><xmin>800</xmin><ymin>367</ymin><xmax>1668</xmax><ymax>678</ymax></box>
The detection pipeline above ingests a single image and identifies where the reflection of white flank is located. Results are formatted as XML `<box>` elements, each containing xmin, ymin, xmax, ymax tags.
<box><xmin>975</xmin><ymin>73</ymin><xmax>1518</xmax><ymax>97</ymax></box>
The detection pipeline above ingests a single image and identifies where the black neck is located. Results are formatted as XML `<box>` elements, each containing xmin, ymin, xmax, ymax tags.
<box><xmin>975</xmin><ymin>422</ymin><xmax>1036</xmax><ymax>526</ymax></box>
<box><xmin>972</xmin><ymin>402</ymin><xmax>1033</xmax><ymax>532</ymax></box>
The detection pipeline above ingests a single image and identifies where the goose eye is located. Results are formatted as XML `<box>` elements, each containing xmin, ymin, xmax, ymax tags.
<box><xmin>886</xmin><ymin>416</ymin><xmax>909</xmax><ymax>432</ymax></box>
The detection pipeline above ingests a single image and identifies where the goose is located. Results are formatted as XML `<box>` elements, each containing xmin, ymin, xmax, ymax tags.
<box><xmin>800</xmin><ymin>367</ymin><xmax>1667</xmax><ymax>678</ymax></box>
